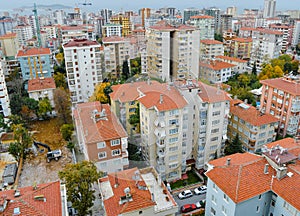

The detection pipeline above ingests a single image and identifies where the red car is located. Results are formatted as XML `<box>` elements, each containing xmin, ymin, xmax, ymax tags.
<box><xmin>181</xmin><ymin>204</ymin><xmax>197</xmax><ymax>213</ymax></box>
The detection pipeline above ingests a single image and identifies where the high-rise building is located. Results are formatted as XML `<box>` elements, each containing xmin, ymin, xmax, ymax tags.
<box><xmin>102</xmin><ymin>23</ymin><xmax>122</xmax><ymax>37</ymax></box>
<box><xmin>100</xmin><ymin>9</ymin><xmax>113</xmax><ymax>24</ymax></box>
<box><xmin>146</xmin><ymin>21</ymin><xmax>200</xmax><ymax>81</ymax></box>
<box><xmin>63</xmin><ymin>39</ymin><xmax>102</xmax><ymax>103</ymax></box>
<box><xmin>260</xmin><ymin>76</ymin><xmax>300</xmax><ymax>137</ymax></box>
<box><xmin>0</xmin><ymin>33</ymin><xmax>19</xmax><ymax>58</ymax></box>
<box><xmin>13</xmin><ymin>25</ymin><xmax>33</xmax><ymax>47</ymax></box>
<box><xmin>199</xmin><ymin>39</ymin><xmax>224</xmax><ymax>60</ymax></box>
<box><xmin>183</xmin><ymin>8</ymin><xmax>200</xmax><ymax>24</ymax></box>
<box><xmin>269</xmin><ymin>24</ymin><xmax>293</xmax><ymax>51</ymax></box>
<box><xmin>292</xmin><ymin>20</ymin><xmax>300</xmax><ymax>46</ymax></box>
<box><xmin>226</xmin><ymin>6</ymin><xmax>237</xmax><ymax>17</ymax></box>
<box><xmin>220</xmin><ymin>14</ymin><xmax>233</xmax><ymax>33</ymax></box>
<box><xmin>204</xmin><ymin>7</ymin><xmax>221</xmax><ymax>33</ymax></box>
<box><xmin>229</xmin><ymin>37</ymin><xmax>252</xmax><ymax>60</ymax></box>
<box><xmin>263</xmin><ymin>0</ymin><xmax>276</xmax><ymax>18</ymax></box>
<box><xmin>189</xmin><ymin>15</ymin><xmax>215</xmax><ymax>40</ymax></box>
<box><xmin>110</xmin><ymin>14</ymin><xmax>132</xmax><ymax>37</ymax></box>
<box><xmin>139</xmin><ymin>8</ymin><xmax>151</xmax><ymax>27</ymax></box>
<box><xmin>0</xmin><ymin>17</ymin><xmax>15</xmax><ymax>36</ymax></box>
<box><xmin>0</xmin><ymin>58</ymin><xmax>10</xmax><ymax>117</ymax></box>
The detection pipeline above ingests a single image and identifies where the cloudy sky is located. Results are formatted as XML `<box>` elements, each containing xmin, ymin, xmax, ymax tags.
<box><xmin>1</xmin><ymin>0</ymin><xmax>298</xmax><ymax>13</ymax></box>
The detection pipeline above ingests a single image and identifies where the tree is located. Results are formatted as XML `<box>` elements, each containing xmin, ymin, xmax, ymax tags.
<box><xmin>122</xmin><ymin>60</ymin><xmax>130</xmax><ymax>80</ymax></box>
<box><xmin>54</xmin><ymin>72</ymin><xmax>67</xmax><ymax>89</ymax></box>
<box><xmin>38</xmin><ymin>98</ymin><xmax>52</xmax><ymax>119</ymax></box>
<box><xmin>60</xmin><ymin>124</ymin><xmax>74</xmax><ymax>141</ymax></box>
<box><xmin>129</xmin><ymin>104</ymin><xmax>140</xmax><ymax>126</ymax></box>
<box><xmin>59</xmin><ymin>161</ymin><xmax>102</xmax><ymax>216</ymax></box>
<box><xmin>214</xmin><ymin>33</ymin><xmax>223</xmax><ymax>42</ymax></box>
<box><xmin>258</xmin><ymin>64</ymin><xmax>283</xmax><ymax>80</ymax></box>
<box><xmin>291</xmin><ymin>60</ymin><xmax>299</xmax><ymax>75</ymax></box>
<box><xmin>89</xmin><ymin>82</ymin><xmax>111</xmax><ymax>104</ymax></box>
<box><xmin>54</xmin><ymin>88</ymin><xmax>72</xmax><ymax>124</ymax></box>
<box><xmin>8</xmin><ymin>124</ymin><xmax>32</xmax><ymax>162</ymax></box>
<box><xmin>224</xmin><ymin>134</ymin><xmax>243</xmax><ymax>155</ymax></box>
<box><xmin>237</xmin><ymin>73</ymin><xmax>250</xmax><ymax>88</ymax></box>
<box><xmin>23</xmin><ymin>98</ymin><xmax>39</xmax><ymax>115</ymax></box>
<box><xmin>252</xmin><ymin>62</ymin><xmax>257</xmax><ymax>75</ymax></box>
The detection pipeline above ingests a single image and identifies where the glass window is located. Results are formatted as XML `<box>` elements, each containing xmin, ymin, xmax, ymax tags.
<box><xmin>110</xmin><ymin>139</ymin><xmax>120</xmax><ymax>146</ymax></box>
<box><xmin>98</xmin><ymin>151</ymin><xmax>107</xmax><ymax>159</ymax></box>
<box><xmin>112</xmin><ymin>149</ymin><xmax>121</xmax><ymax>156</ymax></box>
<box><xmin>97</xmin><ymin>142</ymin><xmax>106</xmax><ymax>149</ymax></box>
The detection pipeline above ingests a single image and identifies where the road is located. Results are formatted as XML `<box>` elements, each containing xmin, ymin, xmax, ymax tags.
<box><xmin>173</xmin><ymin>188</ymin><xmax>206</xmax><ymax>215</ymax></box>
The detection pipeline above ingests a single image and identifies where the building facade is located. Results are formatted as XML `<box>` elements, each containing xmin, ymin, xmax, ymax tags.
<box><xmin>229</xmin><ymin>37</ymin><xmax>252</xmax><ymax>60</ymax></box>
<box><xmin>199</xmin><ymin>60</ymin><xmax>235</xmax><ymax>83</ymax></box>
<box><xmin>73</xmin><ymin>102</ymin><xmax>129</xmax><ymax>173</ymax></box>
<box><xmin>63</xmin><ymin>39</ymin><xmax>102</xmax><ymax>103</ymax></box>
<box><xmin>200</xmin><ymin>39</ymin><xmax>224</xmax><ymax>60</ymax></box>
<box><xmin>189</xmin><ymin>15</ymin><xmax>215</xmax><ymax>40</ymax></box>
<box><xmin>263</xmin><ymin>0</ymin><xmax>276</xmax><ymax>18</ymax></box>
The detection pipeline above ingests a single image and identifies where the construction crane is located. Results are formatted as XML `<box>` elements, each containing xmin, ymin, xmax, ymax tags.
<box><xmin>79</xmin><ymin>0</ymin><xmax>92</xmax><ymax>6</ymax></box>
<box><xmin>32</xmin><ymin>3</ymin><xmax>42</xmax><ymax>48</ymax></box>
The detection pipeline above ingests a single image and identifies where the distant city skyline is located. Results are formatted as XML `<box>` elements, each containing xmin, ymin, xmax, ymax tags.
<box><xmin>0</xmin><ymin>0</ymin><xmax>298</xmax><ymax>14</ymax></box>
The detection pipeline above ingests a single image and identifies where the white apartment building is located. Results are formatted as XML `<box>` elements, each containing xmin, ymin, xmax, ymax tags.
<box><xmin>0</xmin><ymin>58</ymin><xmax>10</xmax><ymax>117</ymax></box>
<box><xmin>199</xmin><ymin>60</ymin><xmax>235</xmax><ymax>83</ymax></box>
<box><xmin>102</xmin><ymin>36</ymin><xmax>130</xmax><ymax>78</ymax></box>
<box><xmin>102</xmin><ymin>23</ymin><xmax>122</xmax><ymax>37</ymax></box>
<box><xmin>292</xmin><ymin>20</ymin><xmax>300</xmax><ymax>46</ymax></box>
<box><xmin>138</xmin><ymin>83</ymin><xmax>188</xmax><ymax>181</ymax></box>
<box><xmin>59</xmin><ymin>25</ymin><xmax>96</xmax><ymax>44</ymax></box>
<box><xmin>250</xmin><ymin>28</ymin><xmax>283</xmax><ymax>69</ymax></box>
<box><xmin>269</xmin><ymin>24</ymin><xmax>293</xmax><ymax>51</ymax></box>
<box><xmin>146</xmin><ymin>21</ymin><xmax>200</xmax><ymax>81</ymax></box>
<box><xmin>189</xmin><ymin>15</ymin><xmax>215</xmax><ymax>40</ymax></box>
<box><xmin>63</xmin><ymin>39</ymin><xmax>102</xmax><ymax>104</ymax></box>
<box><xmin>200</xmin><ymin>39</ymin><xmax>224</xmax><ymax>60</ymax></box>
<box><xmin>215</xmin><ymin>55</ymin><xmax>248</xmax><ymax>74</ymax></box>
<box><xmin>13</xmin><ymin>25</ymin><xmax>33</xmax><ymax>47</ymax></box>
<box><xmin>40</xmin><ymin>25</ymin><xmax>57</xmax><ymax>40</ymax></box>
<box><xmin>263</xmin><ymin>0</ymin><xmax>276</xmax><ymax>18</ymax></box>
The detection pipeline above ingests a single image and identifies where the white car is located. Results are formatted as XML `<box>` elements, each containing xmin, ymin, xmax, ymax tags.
<box><xmin>178</xmin><ymin>190</ymin><xmax>193</xmax><ymax>199</ymax></box>
<box><xmin>195</xmin><ymin>199</ymin><xmax>206</xmax><ymax>208</ymax></box>
<box><xmin>194</xmin><ymin>185</ymin><xmax>207</xmax><ymax>195</ymax></box>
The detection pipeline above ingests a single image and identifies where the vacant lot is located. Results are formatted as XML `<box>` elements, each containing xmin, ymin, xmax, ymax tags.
<box><xmin>18</xmin><ymin>118</ymin><xmax>73</xmax><ymax>187</ymax></box>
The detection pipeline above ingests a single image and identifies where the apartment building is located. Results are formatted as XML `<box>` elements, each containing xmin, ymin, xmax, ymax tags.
<box><xmin>16</xmin><ymin>47</ymin><xmax>52</xmax><ymax>81</ymax></box>
<box><xmin>228</xmin><ymin>99</ymin><xmax>278</xmax><ymax>152</ymax></box>
<box><xmin>99</xmin><ymin>167</ymin><xmax>178</xmax><ymax>216</ymax></box>
<box><xmin>146</xmin><ymin>22</ymin><xmax>200</xmax><ymax>81</ymax></box>
<box><xmin>40</xmin><ymin>25</ymin><xmax>57</xmax><ymax>40</ymax></box>
<box><xmin>73</xmin><ymin>101</ymin><xmax>129</xmax><ymax>173</ymax></box>
<box><xmin>102</xmin><ymin>36</ymin><xmax>130</xmax><ymax>78</ymax></box>
<box><xmin>200</xmin><ymin>39</ymin><xmax>224</xmax><ymax>60</ymax></box>
<box><xmin>138</xmin><ymin>83</ymin><xmax>187</xmax><ymax>181</ymax></box>
<box><xmin>229</xmin><ymin>37</ymin><xmax>252</xmax><ymax>60</ymax></box>
<box><xmin>0</xmin><ymin>33</ymin><xmax>19</xmax><ymax>58</ymax></box>
<box><xmin>175</xmin><ymin>80</ymin><xmax>231</xmax><ymax>170</ymax></box>
<box><xmin>269</xmin><ymin>24</ymin><xmax>293</xmax><ymax>51</ymax></box>
<box><xmin>199</xmin><ymin>60</ymin><xmax>235</xmax><ymax>83</ymax></box>
<box><xmin>183</xmin><ymin>8</ymin><xmax>200</xmax><ymax>24</ymax></box>
<box><xmin>220</xmin><ymin>14</ymin><xmax>233</xmax><ymax>33</ymax></box>
<box><xmin>63</xmin><ymin>39</ymin><xmax>102</xmax><ymax>104</ymax></box>
<box><xmin>204</xmin><ymin>7</ymin><xmax>221</xmax><ymax>33</ymax></box>
<box><xmin>292</xmin><ymin>20</ymin><xmax>300</xmax><ymax>46</ymax></box>
<box><xmin>205</xmin><ymin>138</ymin><xmax>300</xmax><ymax>216</ymax></box>
<box><xmin>263</xmin><ymin>0</ymin><xmax>276</xmax><ymax>18</ymax></box>
<box><xmin>110</xmin><ymin>81</ymin><xmax>162</xmax><ymax>137</ymax></box>
<box><xmin>189</xmin><ymin>15</ymin><xmax>215</xmax><ymax>40</ymax></box>
<box><xmin>58</xmin><ymin>25</ymin><xmax>96</xmax><ymax>44</ymax></box>
<box><xmin>215</xmin><ymin>56</ymin><xmax>248</xmax><ymax>74</ymax></box>
<box><xmin>250</xmin><ymin>28</ymin><xmax>283</xmax><ymax>69</ymax></box>
<box><xmin>110</xmin><ymin>14</ymin><xmax>131</xmax><ymax>37</ymax></box>
<box><xmin>13</xmin><ymin>25</ymin><xmax>33</xmax><ymax>47</ymax></box>
<box><xmin>102</xmin><ymin>23</ymin><xmax>122</xmax><ymax>37</ymax></box>
<box><xmin>260</xmin><ymin>76</ymin><xmax>300</xmax><ymax>136</ymax></box>
<box><xmin>27</xmin><ymin>77</ymin><xmax>56</xmax><ymax>107</ymax></box>
<box><xmin>0</xmin><ymin>58</ymin><xmax>10</xmax><ymax>117</ymax></box>
<box><xmin>0</xmin><ymin>18</ymin><xmax>15</xmax><ymax>36</ymax></box>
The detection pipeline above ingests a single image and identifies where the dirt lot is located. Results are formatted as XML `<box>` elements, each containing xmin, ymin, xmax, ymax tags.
<box><xmin>18</xmin><ymin>118</ymin><xmax>73</xmax><ymax>187</ymax></box>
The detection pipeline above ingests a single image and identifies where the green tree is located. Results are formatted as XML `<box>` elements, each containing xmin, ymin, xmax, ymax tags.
<box><xmin>8</xmin><ymin>124</ymin><xmax>32</xmax><ymax>162</ymax></box>
<box><xmin>38</xmin><ymin>98</ymin><xmax>52</xmax><ymax>119</ymax></box>
<box><xmin>54</xmin><ymin>72</ymin><xmax>67</xmax><ymax>89</ymax></box>
<box><xmin>59</xmin><ymin>161</ymin><xmax>102</xmax><ymax>216</ymax></box>
<box><xmin>214</xmin><ymin>33</ymin><xmax>223</xmax><ymax>42</ymax></box>
<box><xmin>291</xmin><ymin>61</ymin><xmax>299</xmax><ymax>75</ymax></box>
<box><xmin>54</xmin><ymin>88</ymin><xmax>72</xmax><ymax>124</ymax></box>
<box><xmin>122</xmin><ymin>60</ymin><xmax>130</xmax><ymax>80</ymax></box>
<box><xmin>23</xmin><ymin>98</ymin><xmax>39</xmax><ymax>114</ymax></box>
<box><xmin>237</xmin><ymin>73</ymin><xmax>250</xmax><ymax>88</ymax></box>
<box><xmin>252</xmin><ymin>62</ymin><xmax>257</xmax><ymax>75</ymax></box>
<box><xmin>60</xmin><ymin>124</ymin><xmax>74</xmax><ymax>141</ymax></box>
<box><xmin>224</xmin><ymin>134</ymin><xmax>243</xmax><ymax>155</ymax></box>
<box><xmin>129</xmin><ymin>104</ymin><xmax>140</xmax><ymax>126</ymax></box>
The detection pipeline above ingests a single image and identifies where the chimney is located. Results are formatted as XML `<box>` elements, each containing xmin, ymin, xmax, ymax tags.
<box><xmin>159</xmin><ymin>94</ymin><xmax>163</xmax><ymax>104</ymax></box>
<box><xmin>264</xmin><ymin>164</ymin><xmax>269</xmax><ymax>174</ymax></box>
<box><xmin>226</xmin><ymin>158</ymin><xmax>231</xmax><ymax>166</ymax></box>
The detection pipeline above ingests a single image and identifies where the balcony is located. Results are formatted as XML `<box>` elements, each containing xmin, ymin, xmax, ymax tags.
<box><xmin>250</xmin><ymin>127</ymin><xmax>258</xmax><ymax>133</ymax></box>
<box><xmin>156</xmin><ymin>157</ymin><xmax>165</xmax><ymax>165</ymax></box>
<box><xmin>156</xmin><ymin>164</ymin><xmax>166</xmax><ymax>173</ymax></box>
<box><xmin>122</xmin><ymin>150</ymin><xmax>128</xmax><ymax>158</ymax></box>
<box><xmin>156</xmin><ymin>139</ymin><xmax>165</xmax><ymax>148</ymax></box>
<box><xmin>154</xmin><ymin>118</ymin><xmax>165</xmax><ymax>128</ymax></box>
<box><xmin>157</xmin><ymin>149</ymin><xmax>165</xmax><ymax>158</ymax></box>
<box><xmin>154</xmin><ymin>128</ymin><xmax>166</xmax><ymax>139</ymax></box>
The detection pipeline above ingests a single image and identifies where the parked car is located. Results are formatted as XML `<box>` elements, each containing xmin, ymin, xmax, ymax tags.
<box><xmin>181</xmin><ymin>204</ymin><xmax>197</xmax><ymax>213</ymax></box>
<box><xmin>194</xmin><ymin>185</ymin><xmax>207</xmax><ymax>195</ymax></box>
<box><xmin>178</xmin><ymin>190</ymin><xmax>193</xmax><ymax>199</ymax></box>
<box><xmin>195</xmin><ymin>199</ymin><xmax>206</xmax><ymax>208</ymax></box>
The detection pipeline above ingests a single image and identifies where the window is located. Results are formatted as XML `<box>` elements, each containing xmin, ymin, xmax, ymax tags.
<box><xmin>169</xmin><ymin>128</ymin><xmax>178</xmax><ymax>135</ymax></box>
<box><xmin>169</xmin><ymin>155</ymin><xmax>178</xmax><ymax>161</ymax></box>
<box><xmin>213</xmin><ymin>183</ymin><xmax>218</xmax><ymax>191</ymax></box>
<box><xmin>169</xmin><ymin>137</ymin><xmax>178</xmax><ymax>143</ymax></box>
<box><xmin>169</xmin><ymin>146</ymin><xmax>178</xmax><ymax>152</ymax></box>
<box><xmin>256</xmin><ymin>206</ymin><xmax>260</xmax><ymax>213</ymax></box>
<box><xmin>283</xmin><ymin>201</ymin><xmax>297</xmax><ymax>215</ymax></box>
<box><xmin>169</xmin><ymin>119</ymin><xmax>179</xmax><ymax>126</ymax></box>
<box><xmin>98</xmin><ymin>151</ymin><xmax>106</xmax><ymax>159</ymax></box>
<box><xmin>139</xmin><ymin>211</ymin><xmax>143</xmax><ymax>215</ymax></box>
<box><xmin>211</xmin><ymin>137</ymin><xmax>218</xmax><ymax>142</ymax></box>
<box><xmin>110</xmin><ymin>139</ymin><xmax>120</xmax><ymax>146</ymax></box>
<box><xmin>222</xmin><ymin>205</ymin><xmax>227</xmax><ymax>215</ymax></box>
<box><xmin>211</xmin><ymin>128</ymin><xmax>219</xmax><ymax>133</ymax></box>
<box><xmin>212</xmin><ymin>120</ymin><xmax>220</xmax><ymax>125</ymax></box>
<box><xmin>258</xmin><ymin>194</ymin><xmax>262</xmax><ymax>200</ymax></box>
<box><xmin>169</xmin><ymin>162</ymin><xmax>178</xmax><ymax>169</ymax></box>
<box><xmin>97</xmin><ymin>142</ymin><xmax>106</xmax><ymax>149</ymax></box>
<box><xmin>213</xmin><ymin>102</ymin><xmax>221</xmax><ymax>108</ymax></box>
<box><xmin>213</xmin><ymin>111</ymin><xmax>221</xmax><ymax>116</ymax></box>
<box><xmin>224</xmin><ymin>194</ymin><xmax>229</xmax><ymax>202</ymax></box>
<box><xmin>169</xmin><ymin>109</ymin><xmax>179</xmax><ymax>116</ymax></box>
<box><xmin>212</xmin><ymin>194</ymin><xmax>217</xmax><ymax>204</ymax></box>
<box><xmin>211</xmin><ymin>207</ymin><xmax>216</xmax><ymax>216</ymax></box>
<box><xmin>112</xmin><ymin>149</ymin><xmax>121</xmax><ymax>156</ymax></box>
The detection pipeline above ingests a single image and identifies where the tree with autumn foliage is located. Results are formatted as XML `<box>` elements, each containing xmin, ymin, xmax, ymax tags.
<box><xmin>89</xmin><ymin>82</ymin><xmax>112</xmax><ymax>104</ymax></box>
<box><xmin>59</xmin><ymin>161</ymin><xmax>102</xmax><ymax>216</ymax></box>
<box><xmin>54</xmin><ymin>88</ymin><xmax>72</xmax><ymax>124</ymax></box>
<box><xmin>258</xmin><ymin>64</ymin><xmax>284</xmax><ymax>80</ymax></box>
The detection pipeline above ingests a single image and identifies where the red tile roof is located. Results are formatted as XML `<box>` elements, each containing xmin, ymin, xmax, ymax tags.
<box><xmin>150</xmin><ymin>21</ymin><xmax>195</xmax><ymax>31</ymax></box>
<box><xmin>73</xmin><ymin>102</ymin><xmax>127</xmax><ymax>143</ymax></box>
<box><xmin>100</xmin><ymin>168</ymin><xmax>156</xmax><ymax>216</ymax></box>
<box><xmin>0</xmin><ymin>181</ymin><xmax>62</xmax><ymax>216</ymax></box>
<box><xmin>16</xmin><ymin>48</ymin><xmax>51</xmax><ymax>57</ymax></box>
<box><xmin>28</xmin><ymin>77</ymin><xmax>56</xmax><ymax>92</ymax></box>
<box><xmin>230</xmin><ymin>99</ymin><xmax>278</xmax><ymax>126</ymax></box>
<box><xmin>102</xmin><ymin>36</ymin><xmax>126</xmax><ymax>43</ymax></box>
<box><xmin>206</xmin><ymin>146</ymin><xmax>300</xmax><ymax>211</ymax></box>
<box><xmin>260</xmin><ymin>78</ymin><xmax>300</xmax><ymax>96</ymax></box>
<box><xmin>254</xmin><ymin>28</ymin><xmax>283</xmax><ymax>35</ymax></box>
<box><xmin>200</xmin><ymin>39</ymin><xmax>223</xmax><ymax>45</ymax></box>
<box><xmin>239</xmin><ymin>27</ymin><xmax>256</xmax><ymax>31</ymax></box>
<box><xmin>197</xmin><ymin>82</ymin><xmax>232</xmax><ymax>103</ymax></box>
<box><xmin>199</xmin><ymin>60</ymin><xmax>236</xmax><ymax>70</ymax></box>
<box><xmin>63</xmin><ymin>38</ymin><xmax>99</xmax><ymax>47</ymax></box>
<box><xmin>216</xmin><ymin>55</ymin><xmax>248</xmax><ymax>63</ymax></box>
<box><xmin>232</xmin><ymin>37</ymin><xmax>252</xmax><ymax>43</ymax></box>
<box><xmin>190</xmin><ymin>15</ymin><xmax>214</xmax><ymax>19</ymax></box>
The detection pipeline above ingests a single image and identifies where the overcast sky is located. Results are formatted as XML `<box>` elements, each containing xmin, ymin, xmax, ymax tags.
<box><xmin>1</xmin><ymin>0</ymin><xmax>298</xmax><ymax>13</ymax></box>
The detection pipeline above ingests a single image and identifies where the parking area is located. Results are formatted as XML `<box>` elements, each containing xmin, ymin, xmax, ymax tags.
<box><xmin>172</xmin><ymin>185</ymin><xmax>206</xmax><ymax>215</ymax></box>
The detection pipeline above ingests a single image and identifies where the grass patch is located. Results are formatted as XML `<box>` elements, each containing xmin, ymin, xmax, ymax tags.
<box><xmin>170</xmin><ymin>171</ymin><xmax>201</xmax><ymax>190</ymax></box>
